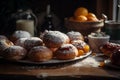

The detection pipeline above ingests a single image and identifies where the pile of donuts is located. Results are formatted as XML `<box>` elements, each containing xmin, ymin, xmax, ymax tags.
<box><xmin>100</xmin><ymin>42</ymin><xmax>120</xmax><ymax>66</ymax></box>
<box><xmin>0</xmin><ymin>30</ymin><xmax>90</xmax><ymax>62</ymax></box>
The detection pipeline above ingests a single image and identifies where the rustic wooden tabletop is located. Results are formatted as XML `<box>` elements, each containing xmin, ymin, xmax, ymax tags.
<box><xmin>0</xmin><ymin>53</ymin><xmax>120</xmax><ymax>80</ymax></box>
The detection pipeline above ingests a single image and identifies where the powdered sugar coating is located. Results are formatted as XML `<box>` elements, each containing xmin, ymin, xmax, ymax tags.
<box><xmin>28</xmin><ymin>46</ymin><xmax>53</xmax><ymax>62</ymax></box>
<box><xmin>0</xmin><ymin>39</ymin><xmax>14</xmax><ymax>54</ymax></box>
<box><xmin>71</xmin><ymin>40</ymin><xmax>87</xmax><ymax>49</ymax></box>
<box><xmin>2</xmin><ymin>45</ymin><xmax>27</xmax><ymax>60</ymax></box>
<box><xmin>11</xmin><ymin>30</ymin><xmax>31</xmax><ymax>43</ymax></box>
<box><xmin>43</xmin><ymin>31</ymin><xmax>70</xmax><ymax>48</ymax></box>
<box><xmin>15</xmin><ymin>38</ymin><xmax>28</xmax><ymax>47</ymax></box>
<box><xmin>56</xmin><ymin>44</ymin><xmax>78</xmax><ymax>54</ymax></box>
<box><xmin>67</xmin><ymin>31</ymin><xmax>84</xmax><ymax>41</ymax></box>
<box><xmin>24</xmin><ymin>37</ymin><xmax>43</xmax><ymax>50</ymax></box>
<box><xmin>13</xmin><ymin>30</ymin><xmax>31</xmax><ymax>39</ymax></box>
<box><xmin>55</xmin><ymin>44</ymin><xmax>78</xmax><ymax>60</ymax></box>
<box><xmin>29</xmin><ymin>46</ymin><xmax>52</xmax><ymax>53</ymax></box>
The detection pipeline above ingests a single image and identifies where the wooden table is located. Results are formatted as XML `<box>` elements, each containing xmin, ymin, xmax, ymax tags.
<box><xmin>0</xmin><ymin>54</ymin><xmax>120</xmax><ymax>80</ymax></box>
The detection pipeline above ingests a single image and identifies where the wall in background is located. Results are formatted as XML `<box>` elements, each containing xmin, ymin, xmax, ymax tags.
<box><xmin>0</xmin><ymin>0</ymin><xmax>113</xmax><ymax>36</ymax></box>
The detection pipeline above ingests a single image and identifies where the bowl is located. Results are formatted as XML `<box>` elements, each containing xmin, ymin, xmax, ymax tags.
<box><xmin>64</xmin><ymin>18</ymin><xmax>104</xmax><ymax>36</ymax></box>
<box><xmin>88</xmin><ymin>32</ymin><xmax>110</xmax><ymax>53</ymax></box>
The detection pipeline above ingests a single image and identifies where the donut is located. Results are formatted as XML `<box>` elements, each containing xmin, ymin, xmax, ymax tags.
<box><xmin>10</xmin><ymin>30</ymin><xmax>31</xmax><ymax>43</ymax></box>
<box><xmin>27</xmin><ymin>46</ymin><xmax>53</xmax><ymax>62</ymax></box>
<box><xmin>24</xmin><ymin>37</ymin><xmax>43</xmax><ymax>51</ymax></box>
<box><xmin>43</xmin><ymin>31</ymin><xmax>70</xmax><ymax>48</ymax></box>
<box><xmin>55</xmin><ymin>44</ymin><xmax>78</xmax><ymax>60</ymax></box>
<box><xmin>71</xmin><ymin>40</ymin><xmax>90</xmax><ymax>56</ymax></box>
<box><xmin>67</xmin><ymin>31</ymin><xmax>84</xmax><ymax>42</ymax></box>
<box><xmin>15</xmin><ymin>38</ymin><xmax>28</xmax><ymax>47</ymax></box>
<box><xmin>2</xmin><ymin>45</ymin><xmax>27</xmax><ymax>60</ymax></box>
<box><xmin>110</xmin><ymin>48</ymin><xmax>120</xmax><ymax>66</ymax></box>
<box><xmin>0</xmin><ymin>39</ymin><xmax>14</xmax><ymax>56</ymax></box>
<box><xmin>100</xmin><ymin>42</ymin><xmax>120</xmax><ymax>57</ymax></box>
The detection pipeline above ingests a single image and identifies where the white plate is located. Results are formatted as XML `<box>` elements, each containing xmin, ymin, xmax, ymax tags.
<box><xmin>14</xmin><ymin>51</ymin><xmax>92</xmax><ymax>65</ymax></box>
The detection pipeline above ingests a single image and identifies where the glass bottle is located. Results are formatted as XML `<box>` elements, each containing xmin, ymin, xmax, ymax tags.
<box><xmin>15</xmin><ymin>9</ymin><xmax>37</xmax><ymax>36</ymax></box>
<box><xmin>39</xmin><ymin>4</ymin><xmax>55</xmax><ymax>34</ymax></box>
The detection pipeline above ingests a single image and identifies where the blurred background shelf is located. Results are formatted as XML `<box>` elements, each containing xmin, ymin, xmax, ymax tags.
<box><xmin>0</xmin><ymin>0</ymin><xmax>114</xmax><ymax>36</ymax></box>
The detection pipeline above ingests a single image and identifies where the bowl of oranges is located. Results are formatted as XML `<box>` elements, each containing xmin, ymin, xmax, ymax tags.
<box><xmin>65</xmin><ymin>7</ymin><xmax>104</xmax><ymax>36</ymax></box>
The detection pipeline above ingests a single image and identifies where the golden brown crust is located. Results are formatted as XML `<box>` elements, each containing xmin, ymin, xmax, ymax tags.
<box><xmin>43</xmin><ymin>31</ymin><xmax>70</xmax><ymax>48</ymax></box>
<box><xmin>2</xmin><ymin>45</ymin><xmax>27</xmax><ymax>60</ymax></box>
<box><xmin>0</xmin><ymin>39</ymin><xmax>14</xmax><ymax>56</ymax></box>
<box><xmin>55</xmin><ymin>44</ymin><xmax>78</xmax><ymax>60</ymax></box>
<box><xmin>27</xmin><ymin>46</ymin><xmax>53</xmax><ymax>62</ymax></box>
<box><xmin>24</xmin><ymin>37</ymin><xmax>43</xmax><ymax>51</ymax></box>
<box><xmin>10</xmin><ymin>30</ymin><xmax>31</xmax><ymax>43</ymax></box>
<box><xmin>71</xmin><ymin>40</ymin><xmax>90</xmax><ymax>56</ymax></box>
<box><xmin>67</xmin><ymin>31</ymin><xmax>84</xmax><ymax>42</ymax></box>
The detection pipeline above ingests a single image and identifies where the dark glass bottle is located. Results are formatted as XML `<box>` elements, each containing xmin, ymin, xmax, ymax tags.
<box><xmin>40</xmin><ymin>4</ymin><xmax>55</xmax><ymax>33</ymax></box>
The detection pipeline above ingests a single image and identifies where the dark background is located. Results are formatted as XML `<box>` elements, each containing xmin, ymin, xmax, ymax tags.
<box><xmin>0</xmin><ymin>0</ymin><xmax>113</xmax><ymax>37</ymax></box>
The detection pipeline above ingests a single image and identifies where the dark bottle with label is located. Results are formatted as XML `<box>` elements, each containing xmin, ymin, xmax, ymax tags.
<box><xmin>40</xmin><ymin>4</ymin><xmax>55</xmax><ymax>33</ymax></box>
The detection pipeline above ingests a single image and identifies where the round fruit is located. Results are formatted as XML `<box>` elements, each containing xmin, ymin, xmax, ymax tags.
<box><xmin>83</xmin><ymin>45</ymin><xmax>90</xmax><ymax>53</ymax></box>
<box><xmin>75</xmin><ymin>15</ymin><xmax>87</xmax><ymax>22</ymax></box>
<box><xmin>78</xmin><ymin>50</ymin><xmax>84</xmax><ymax>56</ymax></box>
<box><xmin>74</xmin><ymin>7</ymin><xmax>88</xmax><ymax>17</ymax></box>
<box><xmin>87</xmin><ymin>13</ymin><xmax>97</xmax><ymax>18</ymax></box>
<box><xmin>87</xmin><ymin>17</ymin><xmax>98</xmax><ymax>22</ymax></box>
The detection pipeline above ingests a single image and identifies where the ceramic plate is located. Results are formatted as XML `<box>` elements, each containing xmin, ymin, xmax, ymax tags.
<box><xmin>14</xmin><ymin>51</ymin><xmax>92</xmax><ymax>65</ymax></box>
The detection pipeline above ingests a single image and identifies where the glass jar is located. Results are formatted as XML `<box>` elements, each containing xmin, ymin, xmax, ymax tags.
<box><xmin>13</xmin><ymin>9</ymin><xmax>37</xmax><ymax>36</ymax></box>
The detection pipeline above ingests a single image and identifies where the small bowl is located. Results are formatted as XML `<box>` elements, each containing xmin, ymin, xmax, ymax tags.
<box><xmin>64</xmin><ymin>18</ymin><xmax>104</xmax><ymax>36</ymax></box>
<box><xmin>88</xmin><ymin>33</ymin><xmax>110</xmax><ymax>53</ymax></box>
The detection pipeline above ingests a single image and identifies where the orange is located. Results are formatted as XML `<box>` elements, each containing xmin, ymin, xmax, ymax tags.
<box><xmin>74</xmin><ymin>15</ymin><xmax>87</xmax><ymax>22</ymax></box>
<box><xmin>78</xmin><ymin>50</ymin><xmax>84</xmax><ymax>56</ymax></box>
<box><xmin>87</xmin><ymin>13</ymin><xmax>97</xmax><ymax>18</ymax></box>
<box><xmin>87</xmin><ymin>16</ymin><xmax>98</xmax><ymax>22</ymax></box>
<box><xmin>83</xmin><ymin>45</ymin><xmax>90</xmax><ymax>53</ymax></box>
<box><xmin>74</xmin><ymin>7</ymin><xmax>88</xmax><ymax>17</ymax></box>
<box><xmin>87</xmin><ymin>13</ymin><xmax>99</xmax><ymax>22</ymax></box>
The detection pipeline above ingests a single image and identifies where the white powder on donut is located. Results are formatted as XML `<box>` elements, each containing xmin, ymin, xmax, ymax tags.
<box><xmin>12</xmin><ymin>30</ymin><xmax>31</xmax><ymax>39</ymax></box>
<box><xmin>57</xmin><ymin>44</ymin><xmax>77</xmax><ymax>54</ymax></box>
<box><xmin>67</xmin><ymin>31</ymin><xmax>82</xmax><ymax>40</ymax></box>
<box><xmin>15</xmin><ymin>38</ymin><xmax>28</xmax><ymax>47</ymax></box>
<box><xmin>71</xmin><ymin>40</ymin><xmax>86</xmax><ymax>49</ymax></box>
<box><xmin>43</xmin><ymin>31</ymin><xmax>69</xmax><ymax>44</ymax></box>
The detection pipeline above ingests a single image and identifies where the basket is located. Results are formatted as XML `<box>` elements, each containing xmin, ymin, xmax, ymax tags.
<box><xmin>64</xmin><ymin>18</ymin><xmax>104</xmax><ymax>36</ymax></box>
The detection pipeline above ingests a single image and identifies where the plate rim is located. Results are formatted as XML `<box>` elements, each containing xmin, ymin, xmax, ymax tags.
<box><xmin>14</xmin><ymin>51</ymin><xmax>92</xmax><ymax>65</ymax></box>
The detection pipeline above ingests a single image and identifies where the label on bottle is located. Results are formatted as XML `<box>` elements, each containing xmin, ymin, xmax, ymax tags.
<box><xmin>16</xmin><ymin>19</ymin><xmax>34</xmax><ymax>36</ymax></box>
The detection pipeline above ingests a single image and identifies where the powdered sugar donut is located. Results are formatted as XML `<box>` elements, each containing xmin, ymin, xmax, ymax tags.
<box><xmin>55</xmin><ymin>44</ymin><xmax>78</xmax><ymax>60</ymax></box>
<box><xmin>71</xmin><ymin>40</ymin><xmax>90</xmax><ymax>56</ymax></box>
<box><xmin>10</xmin><ymin>30</ymin><xmax>31</xmax><ymax>43</ymax></box>
<box><xmin>2</xmin><ymin>45</ymin><xmax>27</xmax><ymax>60</ymax></box>
<box><xmin>67</xmin><ymin>31</ymin><xmax>84</xmax><ymax>42</ymax></box>
<box><xmin>24</xmin><ymin>37</ymin><xmax>43</xmax><ymax>51</ymax></box>
<box><xmin>27</xmin><ymin>46</ymin><xmax>53</xmax><ymax>62</ymax></box>
<box><xmin>43</xmin><ymin>31</ymin><xmax>70</xmax><ymax>48</ymax></box>
<box><xmin>0</xmin><ymin>39</ymin><xmax>14</xmax><ymax>56</ymax></box>
<box><xmin>15</xmin><ymin>38</ymin><xmax>28</xmax><ymax>47</ymax></box>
